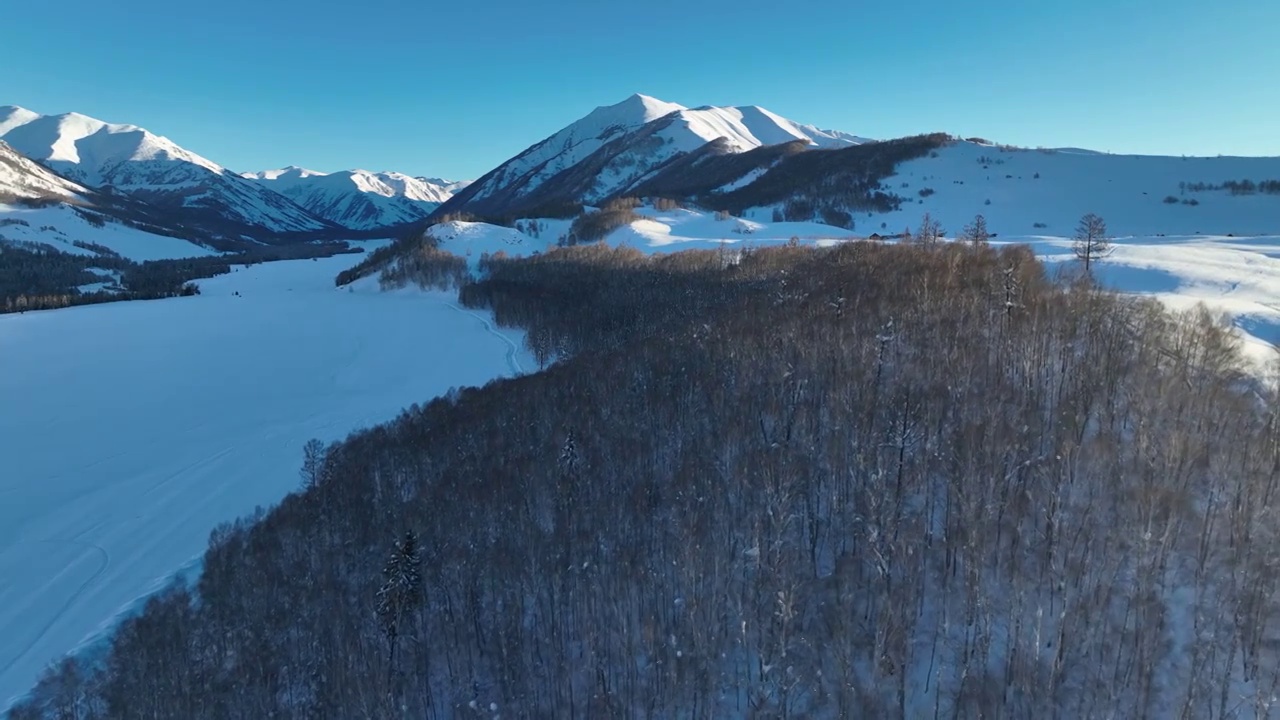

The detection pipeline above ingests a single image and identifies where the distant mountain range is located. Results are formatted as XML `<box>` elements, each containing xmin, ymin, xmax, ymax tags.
<box><xmin>242</xmin><ymin>168</ymin><xmax>470</xmax><ymax>230</ymax></box>
<box><xmin>0</xmin><ymin>106</ymin><xmax>469</xmax><ymax>236</ymax></box>
<box><xmin>3</xmin><ymin>95</ymin><xmax>1280</xmax><ymax>255</ymax></box>
<box><xmin>0</xmin><ymin>106</ymin><xmax>334</xmax><ymax>235</ymax></box>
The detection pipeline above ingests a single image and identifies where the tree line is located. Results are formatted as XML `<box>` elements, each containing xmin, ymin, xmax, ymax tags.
<box><xmin>2</xmin><ymin>241</ymin><xmax>362</xmax><ymax>314</ymax></box>
<box><xmin>12</xmin><ymin>239</ymin><xmax>1280</xmax><ymax>719</ymax></box>
<box><xmin>1182</xmin><ymin>179</ymin><xmax>1280</xmax><ymax>196</ymax></box>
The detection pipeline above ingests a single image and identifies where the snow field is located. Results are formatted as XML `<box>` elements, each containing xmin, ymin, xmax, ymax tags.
<box><xmin>0</xmin><ymin>247</ymin><xmax>532</xmax><ymax>709</ymax></box>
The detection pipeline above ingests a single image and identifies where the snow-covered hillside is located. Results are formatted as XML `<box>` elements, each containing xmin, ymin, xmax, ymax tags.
<box><xmin>0</xmin><ymin>106</ymin><xmax>332</xmax><ymax>234</ymax></box>
<box><xmin>0</xmin><ymin>250</ymin><xmax>531</xmax><ymax>710</ymax></box>
<box><xmin>0</xmin><ymin>203</ymin><xmax>213</xmax><ymax>261</ymax></box>
<box><xmin>821</xmin><ymin>140</ymin><xmax>1280</xmax><ymax>238</ymax></box>
<box><xmin>438</xmin><ymin>93</ymin><xmax>870</xmax><ymax>217</ymax></box>
<box><xmin>0</xmin><ymin>141</ymin><xmax>86</xmax><ymax>202</ymax></box>
<box><xmin>244</xmin><ymin>167</ymin><xmax>470</xmax><ymax>230</ymax></box>
<box><xmin>0</xmin><ymin>140</ymin><xmax>213</xmax><ymax>259</ymax></box>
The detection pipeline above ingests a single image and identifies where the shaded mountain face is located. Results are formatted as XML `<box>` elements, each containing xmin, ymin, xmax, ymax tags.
<box><xmin>0</xmin><ymin>140</ymin><xmax>88</xmax><ymax>202</ymax></box>
<box><xmin>0</xmin><ymin>106</ymin><xmax>335</xmax><ymax>236</ymax></box>
<box><xmin>243</xmin><ymin>167</ymin><xmax>471</xmax><ymax>230</ymax></box>
<box><xmin>433</xmin><ymin>94</ymin><xmax>873</xmax><ymax>220</ymax></box>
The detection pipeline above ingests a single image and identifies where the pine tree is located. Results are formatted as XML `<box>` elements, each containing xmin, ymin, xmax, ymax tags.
<box><xmin>376</xmin><ymin>531</ymin><xmax>423</xmax><ymax>685</ymax></box>
<box><xmin>558</xmin><ymin>431</ymin><xmax>580</xmax><ymax>478</ymax></box>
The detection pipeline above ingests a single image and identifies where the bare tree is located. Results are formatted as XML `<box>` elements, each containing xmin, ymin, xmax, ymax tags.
<box><xmin>299</xmin><ymin>438</ymin><xmax>326</xmax><ymax>491</ymax></box>
<box><xmin>962</xmin><ymin>214</ymin><xmax>990</xmax><ymax>245</ymax></box>
<box><xmin>916</xmin><ymin>213</ymin><xmax>944</xmax><ymax>246</ymax></box>
<box><xmin>1072</xmin><ymin>213</ymin><xmax>1111</xmax><ymax>275</ymax></box>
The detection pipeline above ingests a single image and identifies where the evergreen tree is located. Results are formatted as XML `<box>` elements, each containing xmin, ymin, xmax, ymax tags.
<box><xmin>558</xmin><ymin>431</ymin><xmax>580</xmax><ymax>478</ymax></box>
<box><xmin>376</xmin><ymin>531</ymin><xmax>423</xmax><ymax>684</ymax></box>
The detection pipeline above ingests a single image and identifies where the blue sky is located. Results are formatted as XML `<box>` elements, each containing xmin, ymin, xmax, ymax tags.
<box><xmin>5</xmin><ymin>0</ymin><xmax>1278</xmax><ymax>179</ymax></box>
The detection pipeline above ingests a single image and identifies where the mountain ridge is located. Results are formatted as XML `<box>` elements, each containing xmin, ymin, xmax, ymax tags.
<box><xmin>0</xmin><ymin>106</ymin><xmax>336</xmax><ymax>237</ymax></box>
<box><xmin>432</xmin><ymin>94</ymin><xmax>872</xmax><ymax>220</ymax></box>
<box><xmin>242</xmin><ymin>167</ymin><xmax>471</xmax><ymax>230</ymax></box>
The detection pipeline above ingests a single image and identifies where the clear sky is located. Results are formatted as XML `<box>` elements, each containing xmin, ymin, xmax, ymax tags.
<box><xmin>5</xmin><ymin>0</ymin><xmax>1278</xmax><ymax>180</ymax></box>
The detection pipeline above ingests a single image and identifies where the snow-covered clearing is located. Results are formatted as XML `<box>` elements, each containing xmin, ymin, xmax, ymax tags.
<box><xmin>0</xmin><ymin>248</ymin><xmax>531</xmax><ymax>709</ymax></box>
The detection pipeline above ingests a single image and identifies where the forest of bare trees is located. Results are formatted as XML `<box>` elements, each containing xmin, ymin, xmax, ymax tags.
<box><xmin>12</xmin><ymin>240</ymin><xmax>1280</xmax><ymax>719</ymax></box>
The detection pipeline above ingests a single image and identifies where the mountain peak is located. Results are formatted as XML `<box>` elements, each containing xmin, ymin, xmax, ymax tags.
<box><xmin>607</xmin><ymin>93</ymin><xmax>685</xmax><ymax>123</ymax></box>
<box><xmin>437</xmin><ymin>94</ymin><xmax>872</xmax><ymax>218</ymax></box>
<box><xmin>0</xmin><ymin>105</ymin><xmax>42</xmax><ymax>136</ymax></box>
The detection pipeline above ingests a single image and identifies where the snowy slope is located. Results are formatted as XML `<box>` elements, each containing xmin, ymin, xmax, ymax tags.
<box><xmin>0</xmin><ymin>249</ymin><xmax>531</xmax><ymax>710</ymax></box>
<box><xmin>664</xmin><ymin>104</ymin><xmax>867</xmax><ymax>152</ymax></box>
<box><xmin>244</xmin><ymin>167</ymin><xmax>469</xmax><ymax>230</ymax></box>
<box><xmin>0</xmin><ymin>203</ymin><xmax>214</xmax><ymax>260</ymax></box>
<box><xmin>0</xmin><ymin>140</ymin><xmax>213</xmax><ymax>259</ymax></box>
<box><xmin>0</xmin><ymin>141</ymin><xmax>86</xmax><ymax>201</ymax></box>
<box><xmin>464</xmin><ymin>93</ymin><xmax>684</xmax><ymax>204</ymax></box>
<box><xmin>0</xmin><ymin>106</ymin><xmax>332</xmax><ymax>234</ymax></box>
<box><xmin>440</xmin><ymin>94</ymin><xmax>870</xmax><ymax>217</ymax></box>
<box><xmin>806</xmin><ymin>140</ymin><xmax>1280</xmax><ymax>237</ymax></box>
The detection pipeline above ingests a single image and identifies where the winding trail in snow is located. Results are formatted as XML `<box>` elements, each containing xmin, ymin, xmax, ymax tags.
<box><xmin>0</xmin><ymin>541</ymin><xmax>110</xmax><ymax>678</ymax></box>
<box><xmin>445</xmin><ymin>301</ymin><xmax>526</xmax><ymax>376</ymax></box>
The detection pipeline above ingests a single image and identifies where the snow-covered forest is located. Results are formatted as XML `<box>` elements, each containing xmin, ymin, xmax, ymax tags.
<box><xmin>12</xmin><ymin>240</ymin><xmax>1280</xmax><ymax>719</ymax></box>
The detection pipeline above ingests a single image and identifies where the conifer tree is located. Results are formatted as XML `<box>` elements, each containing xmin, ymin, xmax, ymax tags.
<box><xmin>376</xmin><ymin>531</ymin><xmax>423</xmax><ymax>684</ymax></box>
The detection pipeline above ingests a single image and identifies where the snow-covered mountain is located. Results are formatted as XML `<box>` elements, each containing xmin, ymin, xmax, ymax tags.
<box><xmin>436</xmin><ymin>93</ymin><xmax>871</xmax><ymax>218</ymax></box>
<box><xmin>244</xmin><ymin>167</ymin><xmax>470</xmax><ymax>230</ymax></box>
<box><xmin>0</xmin><ymin>140</ymin><xmax>88</xmax><ymax>202</ymax></box>
<box><xmin>0</xmin><ymin>106</ymin><xmax>334</xmax><ymax>235</ymax></box>
<box><xmin>0</xmin><ymin>140</ymin><xmax>221</xmax><ymax>259</ymax></box>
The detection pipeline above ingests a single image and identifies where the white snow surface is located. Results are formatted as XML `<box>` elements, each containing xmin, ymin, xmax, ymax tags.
<box><xmin>861</xmin><ymin>140</ymin><xmax>1280</xmax><ymax>237</ymax></box>
<box><xmin>0</xmin><ymin>107</ymin><xmax>330</xmax><ymax>232</ymax></box>
<box><xmin>0</xmin><ymin>203</ymin><xmax>214</xmax><ymax>261</ymax></box>
<box><xmin>244</xmin><ymin>167</ymin><xmax>469</xmax><ymax>229</ymax></box>
<box><xmin>663</xmin><ymin>104</ymin><xmax>868</xmax><ymax>153</ymax></box>
<box><xmin>0</xmin><ymin>249</ymin><xmax>531</xmax><ymax>709</ymax></box>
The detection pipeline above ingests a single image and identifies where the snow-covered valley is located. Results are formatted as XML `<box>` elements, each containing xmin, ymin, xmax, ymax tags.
<box><xmin>0</xmin><ymin>249</ymin><xmax>531</xmax><ymax>709</ymax></box>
